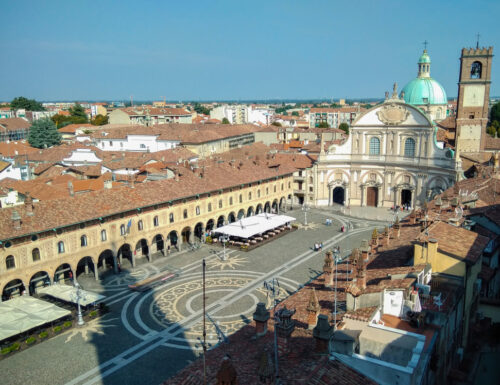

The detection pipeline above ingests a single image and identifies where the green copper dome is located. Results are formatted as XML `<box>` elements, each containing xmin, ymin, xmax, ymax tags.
<box><xmin>401</xmin><ymin>49</ymin><xmax>447</xmax><ymax>106</ymax></box>
<box><xmin>401</xmin><ymin>77</ymin><xmax>447</xmax><ymax>105</ymax></box>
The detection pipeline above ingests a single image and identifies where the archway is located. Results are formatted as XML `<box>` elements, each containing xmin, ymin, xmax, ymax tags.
<box><xmin>272</xmin><ymin>200</ymin><xmax>278</xmax><ymax>213</ymax></box>
<box><xmin>228</xmin><ymin>212</ymin><xmax>236</xmax><ymax>223</ymax></box>
<box><xmin>76</xmin><ymin>256</ymin><xmax>97</xmax><ymax>280</ymax></box>
<box><xmin>279</xmin><ymin>197</ymin><xmax>286</xmax><ymax>210</ymax></box>
<box><xmin>2</xmin><ymin>279</ymin><xmax>25</xmax><ymax>301</ymax></box>
<box><xmin>401</xmin><ymin>189</ymin><xmax>412</xmax><ymax>207</ymax></box>
<box><xmin>117</xmin><ymin>244</ymin><xmax>133</xmax><ymax>268</ymax></box>
<box><xmin>152</xmin><ymin>234</ymin><xmax>165</xmax><ymax>256</ymax></box>
<box><xmin>256</xmin><ymin>204</ymin><xmax>263</xmax><ymax>214</ymax></box>
<box><xmin>181</xmin><ymin>227</ymin><xmax>192</xmax><ymax>244</ymax></box>
<box><xmin>217</xmin><ymin>215</ymin><xmax>225</xmax><ymax>228</ymax></box>
<box><xmin>168</xmin><ymin>231</ymin><xmax>178</xmax><ymax>249</ymax></box>
<box><xmin>264</xmin><ymin>202</ymin><xmax>271</xmax><ymax>213</ymax></box>
<box><xmin>237</xmin><ymin>209</ymin><xmax>245</xmax><ymax>220</ymax></box>
<box><xmin>194</xmin><ymin>222</ymin><xmax>204</xmax><ymax>241</ymax></box>
<box><xmin>247</xmin><ymin>206</ymin><xmax>254</xmax><ymax>217</ymax></box>
<box><xmin>366</xmin><ymin>187</ymin><xmax>378</xmax><ymax>207</ymax></box>
<box><xmin>98</xmin><ymin>249</ymin><xmax>115</xmax><ymax>272</ymax></box>
<box><xmin>135</xmin><ymin>239</ymin><xmax>149</xmax><ymax>260</ymax></box>
<box><xmin>206</xmin><ymin>219</ymin><xmax>215</xmax><ymax>231</ymax></box>
<box><xmin>333</xmin><ymin>187</ymin><xmax>345</xmax><ymax>205</ymax></box>
<box><xmin>54</xmin><ymin>263</ymin><xmax>73</xmax><ymax>283</ymax></box>
<box><xmin>29</xmin><ymin>271</ymin><xmax>50</xmax><ymax>295</ymax></box>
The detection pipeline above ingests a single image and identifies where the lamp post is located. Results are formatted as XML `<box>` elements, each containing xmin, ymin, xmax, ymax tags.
<box><xmin>263</xmin><ymin>278</ymin><xmax>280</xmax><ymax>383</ymax></box>
<box><xmin>302</xmin><ymin>203</ymin><xmax>310</xmax><ymax>226</ymax></box>
<box><xmin>221</xmin><ymin>234</ymin><xmax>229</xmax><ymax>261</ymax></box>
<box><xmin>332</xmin><ymin>247</ymin><xmax>341</xmax><ymax>330</ymax></box>
<box><xmin>73</xmin><ymin>282</ymin><xmax>87</xmax><ymax>326</ymax></box>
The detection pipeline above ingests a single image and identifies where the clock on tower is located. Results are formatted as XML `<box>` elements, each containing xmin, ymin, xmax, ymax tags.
<box><xmin>455</xmin><ymin>46</ymin><xmax>493</xmax><ymax>153</ymax></box>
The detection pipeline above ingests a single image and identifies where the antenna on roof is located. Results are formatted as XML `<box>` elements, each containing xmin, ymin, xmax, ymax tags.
<box><xmin>476</xmin><ymin>33</ymin><xmax>480</xmax><ymax>49</ymax></box>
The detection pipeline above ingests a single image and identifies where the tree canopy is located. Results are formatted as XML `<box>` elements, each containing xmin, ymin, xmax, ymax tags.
<box><xmin>317</xmin><ymin>122</ymin><xmax>330</xmax><ymax>128</ymax></box>
<box><xmin>28</xmin><ymin>118</ymin><xmax>61</xmax><ymax>148</ymax></box>
<box><xmin>91</xmin><ymin>114</ymin><xmax>109</xmax><ymax>126</ymax></box>
<box><xmin>339</xmin><ymin>122</ymin><xmax>349</xmax><ymax>135</ymax></box>
<box><xmin>193</xmin><ymin>103</ymin><xmax>211</xmax><ymax>116</ymax></box>
<box><xmin>491</xmin><ymin>101</ymin><xmax>500</xmax><ymax>124</ymax></box>
<box><xmin>10</xmin><ymin>97</ymin><xmax>45</xmax><ymax>111</ymax></box>
<box><xmin>69</xmin><ymin>103</ymin><xmax>88</xmax><ymax>122</ymax></box>
<box><xmin>291</xmin><ymin>111</ymin><xmax>299</xmax><ymax>117</ymax></box>
<box><xmin>222</xmin><ymin>117</ymin><xmax>230</xmax><ymax>124</ymax></box>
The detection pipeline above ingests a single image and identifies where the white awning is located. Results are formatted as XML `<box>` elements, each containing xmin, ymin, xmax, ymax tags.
<box><xmin>0</xmin><ymin>296</ymin><xmax>71</xmax><ymax>341</ymax></box>
<box><xmin>38</xmin><ymin>284</ymin><xmax>105</xmax><ymax>306</ymax></box>
<box><xmin>213</xmin><ymin>213</ymin><xmax>296</xmax><ymax>239</ymax></box>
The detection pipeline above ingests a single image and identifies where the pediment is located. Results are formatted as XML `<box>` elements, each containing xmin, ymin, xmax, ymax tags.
<box><xmin>353</xmin><ymin>102</ymin><xmax>431</xmax><ymax>127</ymax></box>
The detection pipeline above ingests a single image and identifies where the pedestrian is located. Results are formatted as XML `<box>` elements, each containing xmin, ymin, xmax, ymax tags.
<box><xmin>69</xmin><ymin>271</ymin><xmax>73</xmax><ymax>282</ymax></box>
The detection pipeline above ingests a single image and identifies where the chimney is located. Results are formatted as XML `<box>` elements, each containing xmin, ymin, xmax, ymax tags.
<box><xmin>313</xmin><ymin>314</ymin><xmax>333</xmax><ymax>354</ymax></box>
<box><xmin>257</xmin><ymin>349</ymin><xmax>274</xmax><ymax>384</ymax></box>
<box><xmin>409</xmin><ymin>209</ymin><xmax>416</xmax><ymax>225</ymax></box>
<box><xmin>323</xmin><ymin>251</ymin><xmax>334</xmax><ymax>289</ymax></box>
<box><xmin>24</xmin><ymin>192</ymin><xmax>34</xmax><ymax>216</ymax></box>
<box><xmin>216</xmin><ymin>355</ymin><xmax>238</xmax><ymax>385</ymax></box>
<box><xmin>253</xmin><ymin>302</ymin><xmax>270</xmax><ymax>337</ymax></box>
<box><xmin>371</xmin><ymin>228</ymin><xmax>378</xmax><ymax>246</ymax></box>
<box><xmin>174</xmin><ymin>173</ymin><xmax>179</xmax><ymax>182</ymax></box>
<box><xmin>11</xmin><ymin>210</ymin><xmax>21</xmax><ymax>230</ymax></box>
<box><xmin>393</xmin><ymin>216</ymin><xmax>401</xmax><ymax>238</ymax></box>
<box><xmin>275</xmin><ymin>306</ymin><xmax>296</xmax><ymax>356</ymax></box>
<box><xmin>104</xmin><ymin>179</ymin><xmax>112</xmax><ymax>189</ymax></box>
<box><xmin>356</xmin><ymin>254</ymin><xmax>367</xmax><ymax>290</ymax></box>
<box><xmin>360</xmin><ymin>240</ymin><xmax>370</xmax><ymax>261</ymax></box>
<box><xmin>68</xmin><ymin>181</ymin><xmax>74</xmax><ymax>196</ymax></box>
<box><xmin>381</xmin><ymin>226</ymin><xmax>389</xmax><ymax>246</ymax></box>
<box><xmin>427</xmin><ymin>238</ymin><xmax>438</xmax><ymax>261</ymax></box>
<box><xmin>306</xmin><ymin>288</ymin><xmax>320</xmax><ymax>330</ymax></box>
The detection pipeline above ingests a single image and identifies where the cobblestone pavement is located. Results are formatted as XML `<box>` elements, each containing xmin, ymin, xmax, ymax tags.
<box><xmin>0</xmin><ymin>207</ymin><xmax>392</xmax><ymax>385</ymax></box>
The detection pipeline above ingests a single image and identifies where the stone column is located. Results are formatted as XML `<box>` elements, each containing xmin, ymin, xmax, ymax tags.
<box><xmin>323</xmin><ymin>251</ymin><xmax>334</xmax><ymax>289</ymax></box>
<box><xmin>94</xmin><ymin>260</ymin><xmax>99</xmax><ymax>281</ymax></box>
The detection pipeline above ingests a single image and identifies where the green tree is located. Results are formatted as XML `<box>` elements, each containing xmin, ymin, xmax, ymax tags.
<box><xmin>291</xmin><ymin>111</ymin><xmax>299</xmax><ymax>117</ymax></box>
<box><xmin>222</xmin><ymin>117</ymin><xmax>230</xmax><ymax>124</ymax></box>
<box><xmin>271</xmin><ymin>121</ymin><xmax>282</xmax><ymax>127</ymax></box>
<box><xmin>28</xmin><ymin>118</ymin><xmax>61</xmax><ymax>148</ymax></box>
<box><xmin>69</xmin><ymin>103</ymin><xmax>88</xmax><ymax>123</ymax></box>
<box><xmin>339</xmin><ymin>122</ymin><xmax>349</xmax><ymax>135</ymax></box>
<box><xmin>10</xmin><ymin>96</ymin><xmax>45</xmax><ymax>111</ymax></box>
<box><xmin>317</xmin><ymin>122</ymin><xmax>329</xmax><ymax>128</ymax></box>
<box><xmin>91</xmin><ymin>114</ymin><xmax>109</xmax><ymax>126</ymax></box>
<box><xmin>490</xmin><ymin>101</ymin><xmax>500</xmax><ymax>123</ymax></box>
<box><xmin>193</xmin><ymin>103</ymin><xmax>211</xmax><ymax>115</ymax></box>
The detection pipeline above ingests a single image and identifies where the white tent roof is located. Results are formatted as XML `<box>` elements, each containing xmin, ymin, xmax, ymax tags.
<box><xmin>213</xmin><ymin>213</ymin><xmax>296</xmax><ymax>239</ymax></box>
<box><xmin>38</xmin><ymin>284</ymin><xmax>105</xmax><ymax>306</ymax></box>
<box><xmin>0</xmin><ymin>296</ymin><xmax>71</xmax><ymax>341</ymax></box>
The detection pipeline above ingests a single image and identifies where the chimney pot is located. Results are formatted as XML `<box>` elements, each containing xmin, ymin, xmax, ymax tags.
<box><xmin>11</xmin><ymin>210</ymin><xmax>21</xmax><ymax>230</ymax></box>
<box><xmin>253</xmin><ymin>302</ymin><xmax>270</xmax><ymax>337</ymax></box>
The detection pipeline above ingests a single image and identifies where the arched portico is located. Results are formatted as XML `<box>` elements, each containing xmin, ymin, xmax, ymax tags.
<box><xmin>206</xmin><ymin>219</ymin><xmax>215</xmax><ymax>231</ymax></box>
<box><xmin>98</xmin><ymin>249</ymin><xmax>116</xmax><ymax>273</ymax></box>
<box><xmin>194</xmin><ymin>222</ymin><xmax>204</xmax><ymax>241</ymax></box>
<box><xmin>152</xmin><ymin>234</ymin><xmax>165</xmax><ymax>256</ymax></box>
<box><xmin>247</xmin><ymin>206</ymin><xmax>254</xmax><ymax>217</ymax></box>
<box><xmin>29</xmin><ymin>271</ymin><xmax>50</xmax><ymax>295</ymax></box>
<box><xmin>135</xmin><ymin>238</ymin><xmax>150</xmax><ymax>262</ymax></box>
<box><xmin>256</xmin><ymin>204</ymin><xmax>263</xmax><ymax>214</ymax></box>
<box><xmin>2</xmin><ymin>279</ymin><xmax>26</xmax><ymax>301</ymax></box>
<box><xmin>54</xmin><ymin>263</ymin><xmax>73</xmax><ymax>284</ymax></box>
<box><xmin>332</xmin><ymin>186</ymin><xmax>345</xmax><ymax>205</ymax></box>
<box><xmin>272</xmin><ymin>200</ymin><xmax>278</xmax><ymax>213</ymax></box>
<box><xmin>76</xmin><ymin>256</ymin><xmax>98</xmax><ymax>280</ymax></box>
<box><xmin>168</xmin><ymin>230</ymin><xmax>179</xmax><ymax>251</ymax></box>
<box><xmin>117</xmin><ymin>243</ymin><xmax>133</xmax><ymax>268</ymax></box>
<box><xmin>264</xmin><ymin>202</ymin><xmax>271</xmax><ymax>213</ymax></box>
<box><xmin>181</xmin><ymin>226</ymin><xmax>193</xmax><ymax>245</ymax></box>
<box><xmin>217</xmin><ymin>215</ymin><xmax>225</xmax><ymax>228</ymax></box>
<box><xmin>228</xmin><ymin>212</ymin><xmax>236</xmax><ymax>223</ymax></box>
<box><xmin>237</xmin><ymin>209</ymin><xmax>245</xmax><ymax>220</ymax></box>
<box><xmin>279</xmin><ymin>197</ymin><xmax>286</xmax><ymax>210</ymax></box>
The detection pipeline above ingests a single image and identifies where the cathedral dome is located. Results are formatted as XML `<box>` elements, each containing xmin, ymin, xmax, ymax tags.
<box><xmin>402</xmin><ymin>77</ymin><xmax>447</xmax><ymax>105</ymax></box>
<box><xmin>401</xmin><ymin>49</ymin><xmax>447</xmax><ymax>106</ymax></box>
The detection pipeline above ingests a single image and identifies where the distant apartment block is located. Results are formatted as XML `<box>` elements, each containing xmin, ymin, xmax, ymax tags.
<box><xmin>308</xmin><ymin>106</ymin><xmax>363</xmax><ymax>128</ymax></box>
<box><xmin>108</xmin><ymin>107</ymin><xmax>192</xmax><ymax>125</ymax></box>
<box><xmin>0</xmin><ymin>118</ymin><xmax>30</xmax><ymax>142</ymax></box>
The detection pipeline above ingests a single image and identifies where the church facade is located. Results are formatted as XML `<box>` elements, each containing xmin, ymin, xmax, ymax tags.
<box><xmin>312</xmin><ymin>88</ymin><xmax>458</xmax><ymax>208</ymax></box>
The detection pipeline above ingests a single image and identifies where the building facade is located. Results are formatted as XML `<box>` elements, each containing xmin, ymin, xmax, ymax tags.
<box><xmin>312</xmin><ymin>90</ymin><xmax>458</xmax><ymax>208</ymax></box>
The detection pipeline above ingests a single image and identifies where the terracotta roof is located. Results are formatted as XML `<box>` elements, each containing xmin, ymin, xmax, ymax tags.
<box><xmin>437</xmin><ymin>116</ymin><xmax>456</xmax><ymax>130</ymax></box>
<box><xmin>0</xmin><ymin>160</ymin><xmax>295</xmax><ymax>240</ymax></box>
<box><xmin>0</xmin><ymin>117</ymin><xmax>30</xmax><ymax>131</ymax></box>
<box><xmin>119</xmin><ymin>107</ymin><xmax>191</xmax><ymax>117</ymax></box>
<box><xmin>0</xmin><ymin>142</ymin><xmax>38</xmax><ymax>158</ymax></box>
<box><xmin>417</xmin><ymin>221</ymin><xmax>489</xmax><ymax>264</ymax></box>
<box><xmin>0</xmin><ymin>160</ymin><xmax>10</xmax><ymax>172</ymax></box>
<box><xmin>484</xmin><ymin>136</ymin><xmax>500</xmax><ymax>150</ymax></box>
<box><xmin>58</xmin><ymin>123</ymin><xmax>93</xmax><ymax>133</ymax></box>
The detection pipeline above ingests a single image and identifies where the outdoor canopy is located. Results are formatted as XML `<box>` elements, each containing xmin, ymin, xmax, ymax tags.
<box><xmin>0</xmin><ymin>296</ymin><xmax>71</xmax><ymax>341</ymax></box>
<box><xmin>37</xmin><ymin>284</ymin><xmax>105</xmax><ymax>306</ymax></box>
<box><xmin>213</xmin><ymin>213</ymin><xmax>296</xmax><ymax>239</ymax></box>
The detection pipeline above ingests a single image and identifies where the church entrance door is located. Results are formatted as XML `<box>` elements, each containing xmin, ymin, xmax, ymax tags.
<box><xmin>367</xmin><ymin>187</ymin><xmax>378</xmax><ymax>207</ymax></box>
<box><xmin>401</xmin><ymin>189</ymin><xmax>412</xmax><ymax>207</ymax></box>
<box><xmin>332</xmin><ymin>187</ymin><xmax>344</xmax><ymax>205</ymax></box>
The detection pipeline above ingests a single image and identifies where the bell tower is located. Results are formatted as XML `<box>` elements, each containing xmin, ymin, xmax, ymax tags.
<box><xmin>455</xmin><ymin>45</ymin><xmax>493</xmax><ymax>153</ymax></box>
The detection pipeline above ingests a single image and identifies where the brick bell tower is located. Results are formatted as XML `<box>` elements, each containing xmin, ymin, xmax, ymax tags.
<box><xmin>455</xmin><ymin>44</ymin><xmax>493</xmax><ymax>153</ymax></box>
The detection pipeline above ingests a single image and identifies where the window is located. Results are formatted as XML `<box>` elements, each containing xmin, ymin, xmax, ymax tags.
<box><xmin>239</xmin><ymin>194</ymin><xmax>242</xmax><ymax>203</ymax></box>
<box><xmin>196</xmin><ymin>206</ymin><xmax>200</xmax><ymax>215</ymax></box>
<box><xmin>248</xmin><ymin>192</ymin><xmax>252</xmax><ymax>200</ymax></box>
<box><xmin>153</xmin><ymin>216</ymin><xmax>159</xmax><ymax>227</ymax></box>
<box><xmin>281</xmin><ymin>183</ymin><xmax>284</xmax><ymax>191</ymax></box>
<box><xmin>208</xmin><ymin>203</ymin><xmax>212</xmax><ymax>212</ymax></box>
<box><xmin>471</xmin><ymin>61</ymin><xmax>482</xmax><ymax>79</ymax></box>
<box><xmin>183</xmin><ymin>209</ymin><xmax>188</xmax><ymax>219</ymax></box>
<box><xmin>140</xmin><ymin>144</ymin><xmax>146</xmax><ymax>149</ymax></box>
<box><xmin>120</xmin><ymin>224</ymin><xmax>126</xmax><ymax>235</ymax></box>
<box><xmin>404</xmin><ymin>138</ymin><xmax>415</xmax><ymax>157</ymax></box>
<box><xmin>101</xmin><ymin>229</ymin><xmax>107</xmax><ymax>241</ymax></box>
<box><xmin>266</xmin><ymin>187</ymin><xmax>269</xmax><ymax>195</ymax></box>
<box><xmin>257</xmin><ymin>189</ymin><xmax>261</xmax><ymax>198</ymax></box>
<box><xmin>274</xmin><ymin>185</ymin><xmax>276</xmax><ymax>193</ymax></box>
<box><xmin>229</xmin><ymin>197</ymin><xmax>233</xmax><ymax>205</ymax></box>
<box><xmin>309</xmin><ymin>186</ymin><xmax>313</xmax><ymax>192</ymax></box>
<box><xmin>80</xmin><ymin>235</ymin><xmax>88</xmax><ymax>247</ymax></box>
<box><xmin>6</xmin><ymin>255</ymin><xmax>15</xmax><ymax>269</ymax></box>
<box><xmin>369</xmin><ymin>137</ymin><xmax>380</xmax><ymax>155</ymax></box>
<box><xmin>288</xmin><ymin>182</ymin><xmax>291</xmax><ymax>188</ymax></box>
<box><xmin>57</xmin><ymin>241</ymin><xmax>65</xmax><ymax>254</ymax></box>
<box><xmin>109</xmin><ymin>141</ymin><xmax>113</xmax><ymax>147</ymax></box>
<box><xmin>169</xmin><ymin>213</ymin><xmax>174</xmax><ymax>223</ymax></box>
<box><xmin>32</xmin><ymin>248</ymin><xmax>40</xmax><ymax>262</ymax></box>
<box><xmin>219</xmin><ymin>200</ymin><xmax>223</xmax><ymax>208</ymax></box>
<box><xmin>138</xmin><ymin>220</ymin><xmax>144</xmax><ymax>230</ymax></box>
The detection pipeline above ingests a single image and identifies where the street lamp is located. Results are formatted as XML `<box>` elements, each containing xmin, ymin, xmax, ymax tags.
<box><xmin>221</xmin><ymin>234</ymin><xmax>230</xmax><ymax>261</ymax></box>
<box><xmin>332</xmin><ymin>247</ymin><xmax>341</xmax><ymax>330</ymax></box>
<box><xmin>72</xmin><ymin>282</ymin><xmax>87</xmax><ymax>326</ymax></box>
<box><xmin>302</xmin><ymin>203</ymin><xmax>310</xmax><ymax>226</ymax></box>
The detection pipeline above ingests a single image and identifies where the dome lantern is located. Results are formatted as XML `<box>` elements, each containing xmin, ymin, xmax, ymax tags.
<box><xmin>418</xmin><ymin>49</ymin><xmax>431</xmax><ymax>78</ymax></box>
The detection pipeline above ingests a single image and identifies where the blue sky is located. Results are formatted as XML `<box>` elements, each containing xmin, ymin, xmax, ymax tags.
<box><xmin>1</xmin><ymin>0</ymin><xmax>499</xmax><ymax>101</ymax></box>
